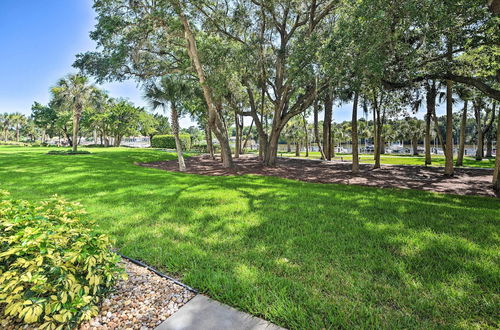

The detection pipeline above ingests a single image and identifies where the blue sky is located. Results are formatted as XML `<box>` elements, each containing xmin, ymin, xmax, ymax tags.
<box><xmin>0</xmin><ymin>1</ymin><xmax>435</xmax><ymax>127</ymax></box>
<box><xmin>0</xmin><ymin>1</ymin><xmax>167</xmax><ymax>122</ymax></box>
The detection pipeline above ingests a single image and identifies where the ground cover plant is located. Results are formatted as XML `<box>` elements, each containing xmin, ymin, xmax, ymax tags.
<box><xmin>0</xmin><ymin>189</ymin><xmax>124</xmax><ymax>329</ymax></box>
<box><xmin>1</xmin><ymin>146</ymin><xmax>498</xmax><ymax>329</ymax></box>
<box><xmin>47</xmin><ymin>149</ymin><xmax>92</xmax><ymax>155</ymax></box>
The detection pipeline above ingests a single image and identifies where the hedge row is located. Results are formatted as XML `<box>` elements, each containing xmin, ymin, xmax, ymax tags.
<box><xmin>151</xmin><ymin>134</ymin><xmax>191</xmax><ymax>149</ymax></box>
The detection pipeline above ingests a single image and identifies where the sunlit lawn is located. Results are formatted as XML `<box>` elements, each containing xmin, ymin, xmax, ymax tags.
<box><xmin>277</xmin><ymin>151</ymin><xmax>495</xmax><ymax>168</ymax></box>
<box><xmin>1</xmin><ymin>146</ymin><xmax>498</xmax><ymax>329</ymax></box>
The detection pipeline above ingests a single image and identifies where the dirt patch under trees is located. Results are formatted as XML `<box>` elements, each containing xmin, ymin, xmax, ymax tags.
<box><xmin>138</xmin><ymin>154</ymin><xmax>498</xmax><ymax>198</ymax></box>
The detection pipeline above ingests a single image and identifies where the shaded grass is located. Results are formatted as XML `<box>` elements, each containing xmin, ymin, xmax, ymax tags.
<box><xmin>0</xmin><ymin>146</ymin><xmax>499</xmax><ymax>329</ymax></box>
<box><xmin>277</xmin><ymin>151</ymin><xmax>495</xmax><ymax>168</ymax></box>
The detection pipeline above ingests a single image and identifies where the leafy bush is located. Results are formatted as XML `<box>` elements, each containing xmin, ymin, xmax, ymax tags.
<box><xmin>47</xmin><ymin>150</ymin><xmax>91</xmax><ymax>155</ymax></box>
<box><xmin>191</xmin><ymin>143</ymin><xmax>208</xmax><ymax>153</ymax></box>
<box><xmin>151</xmin><ymin>134</ymin><xmax>191</xmax><ymax>149</ymax></box>
<box><xmin>0</xmin><ymin>141</ymin><xmax>30</xmax><ymax>147</ymax></box>
<box><xmin>0</xmin><ymin>191</ymin><xmax>124</xmax><ymax>329</ymax></box>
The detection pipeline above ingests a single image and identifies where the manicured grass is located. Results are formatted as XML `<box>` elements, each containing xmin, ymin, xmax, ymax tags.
<box><xmin>1</xmin><ymin>146</ymin><xmax>499</xmax><ymax>329</ymax></box>
<box><xmin>278</xmin><ymin>151</ymin><xmax>496</xmax><ymax>168</ymax></box>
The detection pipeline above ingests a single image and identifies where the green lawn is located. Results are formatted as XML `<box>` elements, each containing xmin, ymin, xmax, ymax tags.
<box><xmin>1</xmin><ymin>146</ymin><xmax>499</xmax><ymax>329</ymax></box>
<box><xmin>277</xmin><ymin>151</ymin><xmax>496</xmax><ymax>168</ymax></box>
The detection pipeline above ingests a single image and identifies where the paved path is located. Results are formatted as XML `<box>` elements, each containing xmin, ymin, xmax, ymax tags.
<box><xmin>155</xmin><ymin>295</ymin><xmax>285</xmax><ymax>330</ymax></box>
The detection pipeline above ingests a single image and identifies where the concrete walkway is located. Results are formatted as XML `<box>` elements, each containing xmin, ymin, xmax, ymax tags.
<box><xmin>155</xmin><ymin>295</ymin><xmax>285</xmax><ymax>330</ymax></box>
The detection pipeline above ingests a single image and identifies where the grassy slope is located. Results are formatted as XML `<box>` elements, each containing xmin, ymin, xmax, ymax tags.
<box><xmin>1</xmin><ymin>146</ymin><xmax>499</xmax><ymax>329</ymax></box>
<box><xmin>277</xmin><ymin>151</ymin><xmax>496</xmax><ymax>168</ymax></box>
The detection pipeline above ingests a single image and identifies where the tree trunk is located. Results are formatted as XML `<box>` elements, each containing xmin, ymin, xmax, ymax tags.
<box><xmin>72</xmin><ymin>106</ymin><xmax>81</xmax><ymax>152</ymax></box>
<box><xmin>493</xmin><ymin>104</ymin><xmax>500</xmax><ymax>191</ymax></box>
<box><xmin>323</xmin><ymin>91</ymin><xmax>333</xmax><ymax>160</ymax></box>
<box><xmin>331</xmin><ymin>128</ymin><xmax>336</xmax><ymax>157</ymax></box>
<box><xmin>313</xmin><ymin>99</ymin><xmax>326</xmax><ymax>159</ymax></box>
<box><xmin>474</xmin><ymin>101</ymin><xmax>484</xmax><ymax>161</ymax></box>
<box><xmin>242</xmin><ymin>119</ymin><xmax>254</xmax><ymax>151</ymax></box>
<box><xmin>258</xmin><ymin>108</ymin><xmax>265</xmax><ymax>159</ymax></box>
<box><xmin>205</xmin><ymin>124</ymin><xmax>214</xmax><ymax>159</ymax></box>
<box><xmin>412</xmin><ymin>137</ymin><xmax>419</xmax><ymax>155</ymax></box>
<box><xmin>425</xmin><ymin>114</ymin><xmax>432</xmax><ymax>165</ymax></box>
<box><xmin>177</xmin><ymin>7</ymin><xmax>233</xmax><ymax>168</ymax></box>
<box><xmin>352</xmin><ymin>92</ymin><xmax>360</xmax><ymax>174</ymax></box>
<box><xmin>373</xmin><ymin>107</ymin><xmax>382</xmax><ymax>169</ymax></box>
<box><xmin>171</xmin><ymin>103</ymin><xmax>186</xmax><ymax>171</ymax></box>
<box><xmin>486</xmin><ymin>135</ymin><xmax>493</xmax><ymax>158</ymax></box>
<box><xmin>444</xmin><ymin>41</ymin><xmax>454</xmax><ymax>176</ymax></box>
<box><xmin>425</xmin><ymin>81</ymin><xmax>437</xmax><ymax>163</ymax></box>
<box><xmin>485</xmin><ymin>103</ymin><xmax>496</xmax><ymax>158</ymax></box>
<box><xmin>287</xmin><ymin>142</ymin><xmax>291</xmax><ymax>152</ymax></box>
<box><xmin>295</xmin><ymin>143</ymin><xmax>300</xmax><ymax>157</ymax></box>
<box><xmin>444</xmin><ymin>78</ymin><xmax>454</xmax><ymax>175</ymax></box>
<box><xmin>456</xmin><ymin>100</ymin><xmax>468</xmax><ymax>166</ymax></box>
<box><xmin>234</xmin><ymin>111</ymin><xmax>240</xmax><ymax>158</ymax></box>
<box><xmin>16</xmin><ymin>125</ymin><xmax>20</xmax><ymax>142</ymax></box>
<box><xmin>64</xmin><ymin>129</ymin><xmax>72</xmax><ymax>147</ymax></box>
<box><xmin>372</xmin><ymin>108</ymin><xmax>377</xmax><ymax>159</ymax></box>
<box><xmin>265</xmin><ymin>132</ymin><xmax>280</xmax><ymax>166</ymax></box>
<box><xmin>432</xmin><ymin>111</ymin><xmax>445</xmax><ymax>154</ymax></box>
<box><xmin>302</xmin><ymin>114</ymin><xmax>309</xmax><ymax>158</ymax></box>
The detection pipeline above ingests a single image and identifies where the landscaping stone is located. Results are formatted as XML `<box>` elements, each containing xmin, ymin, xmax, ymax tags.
<box><xmin>80</xmin><ymin>259</ymin><xmax>195</xmax><ymax>330</ymax></box>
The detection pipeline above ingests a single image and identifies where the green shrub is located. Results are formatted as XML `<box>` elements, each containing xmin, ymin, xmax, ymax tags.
<box><xmin>0</xmin><ymin>141</ymin><xmax>30</xmax><ymax>147</ymax></box>
<box><xmin>191</xmin><ymin>143</ymin><xmax>208</xmax><ymax>152</ymax></box>
<box><xmin>47</xmin><ymin>150</ymin><xmax>91</xmax><ymax>155</ymax></box>
<box><xmin>151</xmin><ymin>134</ymin><xmax>191</xmax><ymax>149</ymax></box>
<box><xmin>0</xmin><ymin>191</ymin><xmax>125</xmax><ymax>329</ymax></box>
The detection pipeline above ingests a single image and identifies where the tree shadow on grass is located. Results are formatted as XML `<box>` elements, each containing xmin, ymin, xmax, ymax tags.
<box><xmin>1</xmin><ymin>149</ymin><xmax>498</xmax><ymax>329</ymax></box>
<box><xmin>101</xmin><ymin>174</ymin><xmax>499</xmax><ymax>328</ymax></box>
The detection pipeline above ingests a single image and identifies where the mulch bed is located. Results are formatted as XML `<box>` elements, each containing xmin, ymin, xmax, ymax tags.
<box><xmin>139</xmin><ymin>154</ymin><xmax>498</xmax><ymax>198</ymax></box>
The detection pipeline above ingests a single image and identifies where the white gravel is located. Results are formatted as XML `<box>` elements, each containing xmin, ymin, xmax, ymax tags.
<box><xmin>80</xmin><ymin>259</ymin><xmax>195</xmax><ymax>330</ymax></box>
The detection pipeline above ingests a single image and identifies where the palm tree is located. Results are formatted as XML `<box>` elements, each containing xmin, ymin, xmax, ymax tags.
<box><xmin>407</xmin><ymin>118</ymin><xmax>425</xmax><ymax>155</ymax></box>
<box><xmin>51</xmin><ymin>74</ymin><xmax>97</xmax><ymax>152</ymax></box>
<box><xmin>380</xmin><ymin>123</ymin><xmax>395</xmax><ymax>153</ymax></box>
<box><xmin>283</xmin><ymin>116</ymin><xmax>305</xmax><ymax>157</ymax></box>
<box><xmin>340</xmin><ymin>122</ymin><xmax>352</xmax><ymax>152</ymax></box>
<box><xmin>0</xmin><ymin>113</ymin><xmax>11</xmax><ymax>141</ymax></box>
<box><xmin>10</xmin><ymin>113</ymin><xmax>27</xmax><ymax>142</ymax></box>
<box><xmin>88</xmin><ymin>90</ymin><xmax>113</xmax><ymax>146</ymax></box>
<box><xmin>357</xmin><ymin>120</ymin><xmax>371</xmax><ymax>153</ymax></box>
<box><xmin>143</xmin><ymin>76</ymin><xmax>190</xmax><ymax>171</ymax></box>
